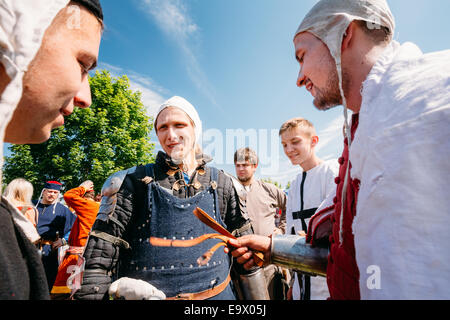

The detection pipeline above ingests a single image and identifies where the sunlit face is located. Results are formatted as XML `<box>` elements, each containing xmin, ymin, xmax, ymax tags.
<box><xmin>235</xmin><ymin>160</ymin><xmax>257</xmax><ymax>184</ymax></box>
<box><xmin>5</xmin><ymin>5</ymin><xmax>102</xmax><ymax>144</ymax></box>
<box><xmin>156</xmin><ymin>107</ymin><xmax>196</xmax><ymax>164</ymax></box>
<box><xmin>281</xmin><ymin>127</ymin><xmax>316</xmax><ymax>167</ymax></box>
<box><xmin>294</xmin><ymin>32</ymin><xmax>342</xmax><ymax>111</ymax></box>
<box><xmin>42</xmin><ymin>189</ymin><xmax>60</xmax><ymax>205</ymax></box>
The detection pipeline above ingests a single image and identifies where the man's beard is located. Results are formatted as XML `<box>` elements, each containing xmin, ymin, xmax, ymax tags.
<box><xmin>238</xmin><ymin>175</ymin><xmax>251</xmax><ymax>184</ymax></box>
<box><xmin>313</xmin><ymin>65</ymin><xmax>351</xmax><ymax>111</ymax></box>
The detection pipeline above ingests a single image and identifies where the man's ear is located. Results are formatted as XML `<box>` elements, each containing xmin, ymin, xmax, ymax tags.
<box><xmin>311</xmin><ymin>136</ymin><xmax>319</xmax><ymax>147</ymax></box>
<box><xmin>342</xmin><ymin>21</ymin><xmax>357</xmax><ymax>51</ymax></box>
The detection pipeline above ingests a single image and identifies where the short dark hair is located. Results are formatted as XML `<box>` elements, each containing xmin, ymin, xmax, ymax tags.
<box><xmin>355</xmin><ymin>20</ymin><xmax>392</xmax><ymax>45</ymax></box>
<box><xmin>234</xmin><ymin>147</ymin><xmax>258</xmax><ymax>165</ymax></box>
<box><xmin>71</xmin><ymin>0</ymin><xmax>103</xmax><ymax>21</ymax></box>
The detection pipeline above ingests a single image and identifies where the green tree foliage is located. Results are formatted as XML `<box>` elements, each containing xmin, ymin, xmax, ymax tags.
<box><xmin>3</xmin><ymin>70</ymin><xmax>155</xmax><ymax>196</ymax></box>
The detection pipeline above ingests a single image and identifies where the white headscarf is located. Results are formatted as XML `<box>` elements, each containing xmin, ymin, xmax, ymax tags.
<box><xmin>294</xmin><ymin>0</ymin><xmax>395</xmax><ymax>245</ymax></box>
<box><xmin>155</xmin><ymin>95</ymin><xmax>203</xmax><ymax>146</ymax></box>
<box><xmin>0</xmin><ymin>0</ymin><xmax>70</xmax><ymax>242</ymax></box>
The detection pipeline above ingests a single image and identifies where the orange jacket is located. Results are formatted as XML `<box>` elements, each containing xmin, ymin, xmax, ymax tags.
<box><xmin>51</xmin><ymin>186</ymin><xmax>100</xmax><ymax>296</ymax></box>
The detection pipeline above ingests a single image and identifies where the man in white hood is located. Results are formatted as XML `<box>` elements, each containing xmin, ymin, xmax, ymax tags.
<box><xmin>0</xmin><ymin>0</ymin><xmax>103</xmax><ymax>299</ymax></box>
<box><xmin>230</xmin><ymin>0</ymin><xmax>450</xmax><ymax>300</ymax></box>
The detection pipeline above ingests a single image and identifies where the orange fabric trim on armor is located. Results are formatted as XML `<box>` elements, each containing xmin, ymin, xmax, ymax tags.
<box><xmin>149</xmin><ymin>233</ymin><xmax>231</xmax><ymax>266</ymax></box>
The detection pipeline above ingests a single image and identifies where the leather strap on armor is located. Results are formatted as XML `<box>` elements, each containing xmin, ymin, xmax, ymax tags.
<box><xmin>89</xmin><ymin>230</ymin><xmax>130</xmax><ymax>250</ymax></box>
<box><xmin>165</xmin><ymin>274</ymin><xmax>232</xmax><ymax>300</ymax></box>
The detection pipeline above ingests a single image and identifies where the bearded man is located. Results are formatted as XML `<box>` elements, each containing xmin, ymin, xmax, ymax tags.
<box><xmin>229</xmin><ymin>0</ymin><xmax>450</xmax><ymax>300</ymax></box>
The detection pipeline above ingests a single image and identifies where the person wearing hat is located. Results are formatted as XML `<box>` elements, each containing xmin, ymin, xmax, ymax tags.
<box><xmin>0</xmin><ymin>0</ymin><xmax>103</xmax><ymax>299</ymax></box>
<box><xmin>229</xmin><ymin>0</ymin><xmax>450</xmax><ymax>300</ymax></box>
<box><xmin>35</xmin><ymin>181</ymin><xmax>77</xmax><ymax>292</ymax></box>
<box><xmin>76</xmin><ymin>96</ymin><xmax>267</xmax><ymax>300</ymax></box>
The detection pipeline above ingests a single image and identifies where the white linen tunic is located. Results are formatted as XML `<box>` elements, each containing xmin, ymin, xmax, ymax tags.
<box><xmin>286</xmin><ymin>160</ymin><xmax>339</xmax><ymax>300</ymax></box>
<box><xmin>350</xmin><ymin>41</ymin><xmax>450</xmax><ymax>299</ymax></box>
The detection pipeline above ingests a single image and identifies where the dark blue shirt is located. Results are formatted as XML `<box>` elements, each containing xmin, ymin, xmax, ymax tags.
<box><xmin>36</xmin><ymin>202</ymin><xmax>76</xmax><ymax>242</ymax></box>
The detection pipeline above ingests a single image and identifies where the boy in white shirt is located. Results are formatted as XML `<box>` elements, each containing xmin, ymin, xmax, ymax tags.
<box><xmin>280</xmin><ymin>117</ymin><xmax>338</xmax><ymax>300</ymax></box>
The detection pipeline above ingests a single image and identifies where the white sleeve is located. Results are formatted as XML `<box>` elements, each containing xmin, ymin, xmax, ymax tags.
<box><xmin>324</xmin><ymin>159</ymin><xmax>339</xmax><ymax>200</ymax></box>
<box><xmin>351</xmin><ymin>49</ymin><xmax>450</xmax><ymax>299</ymax></box>
<box><xmin>284</xmin><ymin>177</ymin><xmax>297</xmax><ymax>235</ymax></box>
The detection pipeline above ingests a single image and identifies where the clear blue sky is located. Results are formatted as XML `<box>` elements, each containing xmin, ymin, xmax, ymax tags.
<box><xmin>5</xmin><ymin>0</ymin><xmax>450</xmax><ymax>188</ymax></box>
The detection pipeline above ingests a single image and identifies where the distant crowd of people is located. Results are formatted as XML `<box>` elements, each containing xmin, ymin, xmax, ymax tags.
<box><xmin>3</xmin><ymin>178</ymin><xmax>100</xmax><ymax>299</ymax></box>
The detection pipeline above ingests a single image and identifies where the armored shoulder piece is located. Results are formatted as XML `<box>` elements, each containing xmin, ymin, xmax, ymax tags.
<box><xmin>96</xmin><ymin>166</ymin><xmax>136</xmax><ymax>223</ymax></box>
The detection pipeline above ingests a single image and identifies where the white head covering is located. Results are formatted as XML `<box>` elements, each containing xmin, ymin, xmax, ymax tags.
<box><xmin>0</xmin><ymin>0</ymin><xmax>70</xmax><ymax>242</ymax></box>
<box><xmin>294</xmin><ymin>0</ymin><xmax>395</xmax><ymax>245</ymax></box>
<box><xmin>0</xmin><ymin>0</ymin><xmax>70</xmax><ymax>182</ymax></box>
<box><xmin>155</xmin><ymin>96</ymin><xmax>203</xmax><ymax>145</ymax></box>
<box><xmin>295</xmin><ymin>0</ymin><xmax>395</xmax><ymax>70</ymax></box>
<box><xmin>295</xmin><ymin>0</ymin><xmax>395</xmax><ymax>124</ymax></box>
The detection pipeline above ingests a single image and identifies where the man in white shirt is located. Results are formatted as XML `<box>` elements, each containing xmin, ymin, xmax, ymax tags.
<box><xmin>280</xmin><ymin>118</ymin><xmax>338</xmax><ymax>300</ymax></box>
<box><xmin>230</xmin><ymin>0</ymin><xmax>450</xmax><ymax>300</ymax></box>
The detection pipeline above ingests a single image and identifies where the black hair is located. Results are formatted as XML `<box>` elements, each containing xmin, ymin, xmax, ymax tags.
<box><xmin>71</xmin><ymin>0</ymin><xmax>103</xmax><ymax>21</ymax></box>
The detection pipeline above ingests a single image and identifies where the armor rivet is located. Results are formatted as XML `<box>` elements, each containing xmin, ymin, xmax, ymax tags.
<box><xmin>181</xmin><ymin>237</ymin><xmax>185</xmax><ymax>240</ymax></box>
<box><xmin>190</xmin><ymin>264</ymin><xmax>193</xmax><ymax>268</ymax></box>
<box><xmin>136</xmin><ymin>267</ymin><xmax>139</xmax><ymax>270</ymax></box>
<box><xmin>152</xmin><ymin>267</ymin><xmax>155</xmax><ymax>270</ymax></box>
<box><xmin>172</xmin><ymin>237</ymin><xmax>176</xmax><ymax>240</ymax></box>
<box><xmin>161</xmin><ymin>266</ymin><xmax>165</xmax><ymax>270</ymax></box>
<box><xmin>143</xmin><ymin>267</ymin><xmax>147</xmax><ymax>271</ymax></box>
<box><xmin>171</xmin><ymin>265</ymin><xmax>174</xmax><ymax>269</ymax></box>
<box><xmin>213</xmin><ymin>262</ymin><xmax>216</xmax><ymax>265</ymax></box>
<box><xmin>163</xmin><ymin>237</ymin><xmax>167</xmax><ymax>240</ymax></box>
<box><xmin>142</xmin><ymin>224</ymin><xmax>145</xmax><ymax>227</ymax></box>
